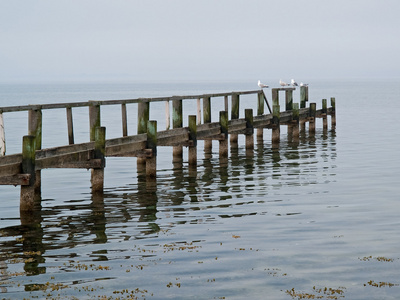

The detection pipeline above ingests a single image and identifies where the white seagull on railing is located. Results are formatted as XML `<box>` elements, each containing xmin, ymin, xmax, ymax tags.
<box><xmin>258</xmin><ymin>80</ymin><xmax>269</xmax><ymax>89</ymax></box>
<box><xmin>291</xmin><ymin>79</ymin><xmax>298</xmax><ymax>86</ymax></box>
<box><xmin>279</xmin><ymin>79</ymin><xmax>288</xmax><ymax>87</ymax></box>
<box><xmin>300</xmin><ymin>82</ymin><xmax>308</xmax><ymax>87</ymax></box>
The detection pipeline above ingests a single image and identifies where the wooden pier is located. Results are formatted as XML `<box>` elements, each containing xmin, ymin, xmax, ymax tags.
<box><xmin>0</xmin><ymin>86</ymin><xmax>335</xmax><ymax>212</ymax></box>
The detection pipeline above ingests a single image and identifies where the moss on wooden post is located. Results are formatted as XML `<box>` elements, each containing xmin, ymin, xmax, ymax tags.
<box><xmin>300</xmin><ymin>86</ymin><xmax>308</xmax><ymax>108</ymax></box>
<box><xmin>172</xmin><ymin>99</ymin><xmax>183</xmax><ymax>161</ymax></box>
<box><xmin>146</xmin><ymin>120</ymin><xmax>157</xmax><ymax>178</ymax></box>
<box><xmin>138</xmin><ymin>102</ymin><xmax>150</xmax><ymax>134</ymax></box>
<box><xmin>272</xmin><ymin>89</ymin><xmax>279</xmax><ymax>107</ymax></box>
<box><xmin>285</xmin><ymin>89</ymin><xmax>293</xmax><ymax>111</ymax></box>
<box><xmin>219</xmin><ymin>111</ymin><xmax>228</xmax><ymax>157</ymax></box>
<box><xmin>89</xmin><ymin>103</ymin><xmax>101</xmax><ymax>142</ymax></box>
<box><xmin>188</xmin><ymin>115</ymin><xmax>197</xmax><ymax>166</ymax></box>
<box><xmin>20</xmin><ymin>135</ymin><xmax>36</xmax><ymax>211</ymax></box>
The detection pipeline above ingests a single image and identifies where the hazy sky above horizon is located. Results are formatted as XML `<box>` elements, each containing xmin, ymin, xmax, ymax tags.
<box><xmin>1</xmin><ymin>0</ymin><xmax>399</xmax><ymax>83</ymax></box>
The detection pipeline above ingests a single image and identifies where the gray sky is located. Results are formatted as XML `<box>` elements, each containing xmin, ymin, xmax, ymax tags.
<box><xmin>1</xmin><ymin>0</ymin><xmax>399</xmax><ymax>82</ymax></box>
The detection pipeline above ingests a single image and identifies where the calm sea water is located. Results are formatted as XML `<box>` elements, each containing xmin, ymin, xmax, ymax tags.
<box><xmin>0</xmin><ymin>79</ymin><xmax>399</xmax><ymax>299</ymax></box>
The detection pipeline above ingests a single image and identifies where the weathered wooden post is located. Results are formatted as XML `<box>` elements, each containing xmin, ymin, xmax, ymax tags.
<box><xmin>188</xmin><ymin>115</ymin><xmax>197</xmax><ymax>166</ymax></box>
<box><xmin>292</xmin><ymin>103</ymin><xmax>300</xmax><ymax>141</ymax></box>
<box><xmin>66</xmin><ymin>107</ymin><xmax>74</xmax><ymax>145</ymax></box>
<box><xmin>146</xmin><ymin>121</ymin><xmax>157</xmax><ymax>178</ymax></box>
<box><xmin>91</xmin><ymin>126</ymin><xmax>106</xmax><ymax>195</ymax></box>
<box><xmin>28</xmin><ymin>109</ymin><xmax>42</xmax><ymax>199</ymax></box>
<box><xmin>322</xmin><ymin>98</ymin><xmax>328</xmax><ymax>131</ymax></box>
<box><xmin>165</xmin><ymin>100</ymin><xmax>171</xmax><ymax>130</ymax></box>
<box><xmin>224</xmin><ymin>96</ymin><xmax>229</xmax><ymax>112</ymax></box>
<box><xmin>137</xmin><ymin>101</ymin><xmax>150</xmax><ymax>165</ymax></box>
<box><xmin>219</xmin><ymin>111</ymin><xmax>229</xmax><ymax>157</ymax></box>
<box><xmin>172</xmin><ymin>99</ymin><xmax>183</xmax><ymax>161</ymax></box>
<box><xmin>121</xmin><ymin>103</ymin><xmax>128</xmax><ymax>136</ymax></box>
<box><xmin>245</xmin><ymin>109</ymin><xmax>254</xmax><ymax>150</ymax></box>
<box><xmin>271</xmin><ymin>89</ymin><xmax>280</xmax><ymax>144</ymax></box>
<box><xmin>257</xmin><ymin>91</ymin><xmax>264</xmax><ymax>140</ymax></box>
<box><xmin>0</xmin><ymin>111</ymin><xmax>5</xmax><ymax>156</ymax></box>
<box><xmin>230</xmin><ymin>93</ymin><xmax>239</xmax><ymax>146</ymax></box>
<box><xmin>203</xmin><ymin>96</ymin><xmax>212</xmax><ymax>153</ymax></box>
<box><xmin>20</xmin><ymin>135</ymin><xmax>36</xmax><ymax>211</ymax></box>
<box><xmin>196</xmin><ymin>98</ymin><xmax>201</xmax><ymax>125</ymax></box>
<box><xmin>330</xmin><ymin>97</ymin><xmax>336</xmax><ymax>129</ymax></box>
<box><xmin>285</xmin><ymin>89</ymin><xmax>293</xmax><ymax>111</ymax></box>
<box><xmin>89</xmin><ymin>102</ymin><xmax>101</xmax><ymax>141</ymax></box>
<box><xmin>309</xmin><ymin>102</ymin><xmax>316</xmax><ymax>136</ymax></box>
<box><xmin>300</xmin><ymin>86</ymin><xmax>308</xmax><ymax>108</ymax></box>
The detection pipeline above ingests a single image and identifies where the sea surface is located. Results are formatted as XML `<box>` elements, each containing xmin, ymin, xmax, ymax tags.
<box><xmin>0</xmin><ymin>79</ymin><xmax>399</xmax><ymax>299</ymax></box>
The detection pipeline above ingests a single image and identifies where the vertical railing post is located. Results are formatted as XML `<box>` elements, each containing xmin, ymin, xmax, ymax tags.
<box><xmin>121</xmin><ymin>103</ymin><xmax>128</xmax><ymax>137</ymax></box>
<box><xmin>322</xmin><ymin>99</ymin><xmax>328</xmax><ymax>131</ymax></box>
<box><xmin>165</xmin><ymin>100</ymin><xmax>171</xmax><ymax>130</ymax></box>
<box><xmin>330</xmin><ymin>97</ymin><xmax>336</xmax><ymax>129</ymax></box>
<box><xmin>257</xmin><ymin>92</ymin><xmax>264</xmax><ymax>140</ymax></box>
<box><xmin>66</xmin><ymin>107</ymin><xmax>74</xmax><ymax>145</ymax></box>
<box><xmin>219</xmin><ymin>111</ymin><xmax>228</xmax><ymax>157</ymax></box>
<box><xmin>172</xmin><ymin>99</ymin><xmax>183</xmax><ymax>161</ymax></box>
<box><xmin>146</xmin><ymin>120</ymin><xmax>157</xmax><ymax>178</ymax></box>
<box><xmin>188</xmin><ymin>115</ymin><xmax>197</xmax><ymax>166</ymax></box>
<box><xmin>230</xmin><ymin>93</ymin><xmax>239</xmax><ymax>146</ymax></box>
<box><xmin>0</xmin><ymin>111</ymin><xmax>5</xmax><ymax>156</ymax></box>
<box><xmin>20</xmin><ymin>135</ymin><xmax>36</xmax><ymax>211</ymax></box>
<box><xmin>285</xmin><ymin>89</ymin><xmax>293</xmax><ymax>111</ymax></box>
<box><xmin>300</xmin><ymin>85</ymin><xmax>308</xmax><ymax>108</ymax></box>
<box><xmin>89</xmin><ymin>102</ymin><xmax>101</xmax><ymax>142</ymax></box>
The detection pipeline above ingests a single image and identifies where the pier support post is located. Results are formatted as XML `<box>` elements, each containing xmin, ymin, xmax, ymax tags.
<box><xmin>91</xmin><ymin>126</ymin><xmax>106</xmax><ymax>195</ymax></box>
<box><xmin>309</xmin><ymin>103</ymin><xmax>316</xmax><ymax>136</ymax></box>
<box><xmin>172</xmin><ymin>99</ymin><xmax>183</xmax><ymax>161</ymax></box>
<box><xmin>20</xmin><ymin>135</ymin><xmax>36</xmax><ymax>211</ymax></box>
<box><xmin>257</xmin><ymin>92</ymin><xmax>264</xmax><ymax>141</ymax></box>
<box><xmin>292</xmin><ymin>103</ymin><xmax>300</xmax><ymax>141</ymax></box>
<box><xmin>203</xmin><ymin>96</ymin><xmax>212</xmax><ymax>153</ymax></box>
<box><xmin>121</xmin><ymin>103</ymin><xmax>128</xmax><ymax>136</ymax></box>
<box><xmin>330</xmin><ymin>97</ymin><xmax>336</xmax><ymax>129</ymax></box>
<box><xmin>272</xmin><ymin>104</ymin><xmax>280</xmax><ymax>144</ymax></box>
<box><xmin>28</xmin><ymin>109</ymin><xmax>42</xmax><ymax>200</ymax></box>
<box><xmin>89</xmin><ymin>102</ymin><xmax>101</xmax><ymax>142</ymax></box>
<box><xmin>188</xmin><ymin>115</ymin><xmax>197</xmax><ymax>166</ymax></box>
<box><xmin>146</xmin><ymin>121</ymin><xmax>157</xmax><ymax>178</ymax></box>
<box><xmin>285</xmin><ymin>89</ymin><xmax>293</xmax><ymax>111</ymax></box>
<box><xmin>245</xmin><ymin>109</ymin><xmax>254</xmax><ymax>150</ymax></box>
<box><xmin>138</xmin><ymin>102</ymin><xmax>150</xmax><ymax>165</ymax></box>
<box><xmin>230</xmin><ymin>93</ymin><xmax>239</xmax><ymax>146</ymax></box>
<box><xmin>219</xmin><ymin>111</ymin><xmax>228</xmax><ymax>157</ymax></box>
<box><xmin>300</xmin><ymin>86</ymin><xmax>308</xmax><ymax>108</ymax></box>
<box><xmin>322</xmin><ymin>99</ymin><xmax>328</xmax><ymax>131</ymax></box>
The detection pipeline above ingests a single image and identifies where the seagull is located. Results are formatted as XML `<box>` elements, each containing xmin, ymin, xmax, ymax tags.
<box><xmin>291</xmin><ymin>79</ymin><xmax>298</xmax><ymax>86</ymax></box>
<box><xmin>300</xmin><ymin>82</ymin><xmax>308</xmax><ymax>87</ymax></box>
<box><xmin>279</xmin><ymin>79</ymin><xmax>288</xmax><ymax>87</ymax></box>
<box><xmin>258</xmin><ymin>80</ymin><xmax>269</xmax><ymax>89</ymax></box>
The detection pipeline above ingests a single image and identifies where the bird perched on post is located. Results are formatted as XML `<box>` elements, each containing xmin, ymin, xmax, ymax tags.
<box><xmin>291</xmin><ymin>79</ymin><xmax>298</xmax><ymax>86</ymax></box>
<box><xmin>279</xmin><ymin>79</ymin><xmax>288</xmax><ymax>87</ymax></box>
<box><xmin>300</xmin><ymin>82</ymin><xmax>308</xmax><ymax>87</ymax></box>
<box><xmin>258</xmin><ymin>80</ymin><xmax>269</xmax><ymax>89</ymax></box>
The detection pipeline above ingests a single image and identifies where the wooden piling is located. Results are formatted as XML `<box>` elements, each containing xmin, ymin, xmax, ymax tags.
<box><xmin>272</xmin><ymin>104</ymin><xmax>280</xmax><ymax>143</ymax></box>
<box><xmin>196</xmin><ymin>99</ymin><xmax>201</xmax><ymax>125</ymax></box>
<box><xmin>0</xmin><ymin>111</ymin><xmax>5</xmax><ymax>156</ymax></box>
<box><xmin>257</xmin><ymin>92</ymin><xmax>264</xmax><ymax>140</ymax></box>
<box><xmin>146</xmin><ymin>121</ymin><xmax>157</xmax><ymax>178</ymax></box>
<box><xmin>322</xmin><ymin>99</ymin><xmax>328</xmax><ymax>130</ymax></box>
<box><xmin>188</xmin><ymin>115</ymin><xmax>197</xmax><ymax>166</ymax></box>
<box><xmin>245</xmin><ymin>109</ymin><xmax>254</xmax><ymax>150</ymax></box>
<box><xmin>285</xmin><ymin>89</ymin><xmax>293</xmax><ymax>111</ymax></box>
<box><xmin>89</xmin><ymin>102</ymin><xmax>100</xmax><ymax>142</ymax></box>
<box><xmin>203</xmin><ymin>96</ymin><xmax>212</xmax><ymax>153</ymax></box>
<box><xmin>230</xmin><ymin>93</ymin><xmax>239</xmax><ymax>145</ymax></box>
<box><xmin>28</xmin><ymin>109</ymin><xmax>42</xmax><ymax>199</ymax></box>
<box><xmin>309</xmin><ymin>103</ymin><xmax>316</xmax><ymax>135</ymax></box>
<box><xmin>219</xmin><ymin>111</ymin><xmax>228</xmax><ymax>157</ymax></box>
<box><xmin>300</xmin><ymin>86</ymin><xmax>308</xmax><ymax>108</ymax></box>
<box><xmin>331</xmin><ymin>97</ymin><xmax>336</xmax><ymax>128</ymax></box>
<box><xmin>166</xmin><ymin>101</ymin><xmax>171</xmax><ymax>130</ymax></box>
<box><xmin>20</xmin><ymin>135</ymin><xmax>36</xmax><ymax>211</ymax></box>
<box><xmin>66</xmin><ymin>107</ymin><xmax>74</xmax><ymax>145</ymax></box>
<box><xmin>292</xmin><ymin>103</ymin><xmax>300</xmax><ymax>141</ymax></box>
<box><xmin>91</xmin><ymin>126</ymin><xmax>106</xmax><ymax>195</ymax></box>
<box><xmin>121</xmin><ymin>103</ymin><xmax>128</xmax><ymax>136</ymax></box>
<box><xmin>137</xmin><ymin>102</ymin><xmax>150</xmax><ymax>164</ymax></box>
<box><xmin>172</xmin><ymin>99</ymin><xmax>183</xmax><ymax>161</ymax></box>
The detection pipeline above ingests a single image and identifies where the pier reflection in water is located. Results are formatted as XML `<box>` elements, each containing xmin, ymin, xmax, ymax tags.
<box><xmin>0</xmin><ymin>130</ymin><xmax>338</xmax><ymax>299</ymax></box>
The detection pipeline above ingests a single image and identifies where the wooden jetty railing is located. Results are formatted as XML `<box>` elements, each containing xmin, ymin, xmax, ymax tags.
<box><xmin>0</xmin><ymin>86</ymin><xmax>336</xmax><ymax>211</ymax></box>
